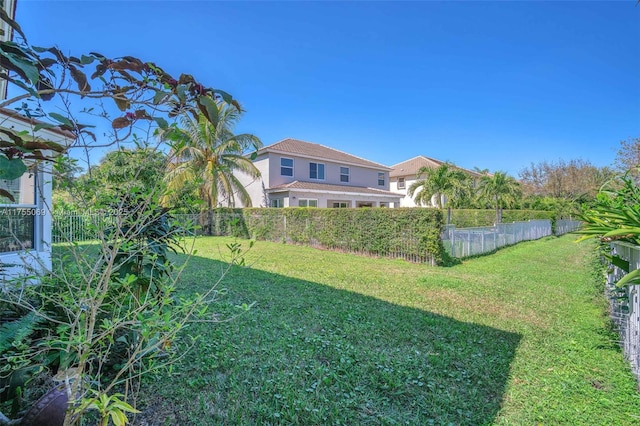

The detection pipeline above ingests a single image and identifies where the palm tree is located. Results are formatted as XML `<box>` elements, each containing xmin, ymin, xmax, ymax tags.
<box><xmin>477</xmin><ymin>171</ymin><xmax>522</xmax><ymax>224</ymax></box>
<box><xmin>408</xmin><ymin>163</ymin><xmax>466</xmax><ymax>224</ymax></box>
<box><xmin>161</xmin><ymin>102</ymin><xmax>262</xmax><ymax>234</ymax></box>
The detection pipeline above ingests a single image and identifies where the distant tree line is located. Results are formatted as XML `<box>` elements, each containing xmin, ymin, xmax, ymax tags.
<box><xmin>406</xmin><ymin>137</ymin><xmax>639</xmax><ymax>223</ymax></box>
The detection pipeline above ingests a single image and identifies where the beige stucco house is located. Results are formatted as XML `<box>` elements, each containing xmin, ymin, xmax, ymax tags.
<box><xmin>238</xmin><ymin>138</ymin><xmax>402</xmax><ymax>208</ymax></box>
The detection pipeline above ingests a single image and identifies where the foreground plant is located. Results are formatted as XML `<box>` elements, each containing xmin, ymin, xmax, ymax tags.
<box><xmin>577</xmin><ymin>169</ymin><xmax>640</xmax><ymax>287</ymax></box>
<box><xmin>0</xmin><ymin>10</ymin><xmax>254</xmax><ymax>425</ymax></box>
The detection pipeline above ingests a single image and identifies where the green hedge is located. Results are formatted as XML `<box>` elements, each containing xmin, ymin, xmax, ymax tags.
<box><xmin>449</xmin><ymin>209</ymin><xmax>556</xmax><ymax>228</ymax></box>
<box><xmin>212</xmin><ymin>207</ymin><xmax>447</xmax><ymax>265</ymax></box>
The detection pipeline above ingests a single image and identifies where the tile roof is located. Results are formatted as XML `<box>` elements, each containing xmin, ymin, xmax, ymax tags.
<box><xmin>268</xmin><ymin>181</ymin><xmax>402</xmax><ymax>197</ymax></box>
<box><xmin>390</xmin><ymin>155</ymin><xmax>484</xmax><ymax>178</ymax></box>
<box><xmin>389</xmin><ymin>156</ymin><xmax>445</xmax><ymax>178</ymax></box>
<box><xmin>259</xmin><ymin>138</ymin><xmax>390</xmax><ymax>170</ymax></box>
<box><xmin>0</xmin><ymin>108</ymin><xmax>76</xmax><ymax>140</ymax></box>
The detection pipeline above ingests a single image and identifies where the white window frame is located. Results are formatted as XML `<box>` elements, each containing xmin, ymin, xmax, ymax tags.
<box><xmin>1</xmin><ymin>171</ymin><xmax>38</xmax><ymax>253</ymax></box>
<box><xmin>378</xmin><ymin>172</ymin><xmax>385</xmax><ymax>186</ymax></box>
<box><xmin>270</xmin><ymin>198</ymin><xmax>283</xmax><ymax>208</ymax></box>
<box><xmin>309</xmin><ymin>162</ymin><xmax>325</xmax><ymax>180</ymax></box>
<box><xmin>280</xmin><ymin>157</ymin><xmax>294</xmax><ymax>177</ymax></box>
<box><xmin>397</xmin><ymin>177</ymin><xmax>405</xmax><ymax>189</ymax></box>
<box><xmin>340</xmin><ymin>167</ymin><xmax>350</xmax><ymax>183</ymax></box>
<box><xmin>298</xmin><ymin>199</ymin><xmax>318</xmax><ymax>207</ymax></box>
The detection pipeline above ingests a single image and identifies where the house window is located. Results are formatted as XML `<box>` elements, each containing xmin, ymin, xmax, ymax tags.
<box><xmin>1</xmin><ymin>172</ymin><xmax>37</xmax><ymax>253</ymax></box>
<box><xmin>332</xmin><ymin>202</ymin><xmax>348</xmax><ymax>208</ymax></box>
<box><xmin>280</xmin><ymin>158</ymin><xmax>293</xmax><ymax>177</ymax></box>
<box><xmin>380</xmin><ymin>202</ymin><xmax>388</xmax><ymax>208</ymax></box>
<box><xmin>270</xmin><ymin>198</ymin><xmax>283</xmax><ymax>208</ymax></box>
<box><xmin>309</xmin><ymin>163</ymin><xmax>325</xmax><ymax>180</ymax></box>
<box><xmin>298</xmin><ymin>199</ymin><xmax>318</xmax><ymax>207</ymax></box>
<box><xmin>340</xmin><ymin>167</ymin><xmax>350</xmax><ymax>183</ymax></box>
<box><xmin>378</xmin><ymin>172</ymin><xmax>385</xmax><ymax>186</ymax></box>
<box><xmin>397</xmin><ymin>177</ymin><xmax>405</xmax><ymax>189</ymax></box>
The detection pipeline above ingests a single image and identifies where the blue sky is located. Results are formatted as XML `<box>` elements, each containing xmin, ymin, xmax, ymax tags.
<box><xmin>13</xmin><ymin>0</ymin><xmax>640</xmax><ymax>176</ymax></box>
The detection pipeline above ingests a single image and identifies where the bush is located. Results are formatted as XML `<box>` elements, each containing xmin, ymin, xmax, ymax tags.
<box><xmin>449</xmin><ymin>209</ymin><xmax>556</xmax><ymax>228</ymax></box>
<box><xmin>241</xmin><ymin>207</ymin><xmax>447</xmax><ymax>266</ymax></box>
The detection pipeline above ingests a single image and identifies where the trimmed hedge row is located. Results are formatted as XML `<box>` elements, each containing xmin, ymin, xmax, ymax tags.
<box><xmin>242</xmin><ymin>207</ymin><xmax>447</xmax><ymax>265</ymax></box>
<box><xmin>448</xmin><ymin>209</ymin><xmax>556</xmax><ymax>228</ymax></box>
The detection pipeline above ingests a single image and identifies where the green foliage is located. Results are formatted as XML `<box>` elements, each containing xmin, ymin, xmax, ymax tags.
<box><xmin>476</xmin><ymin>171</ymin><xmax>522</xmax><ymax>224</ymax></box>
<box><xmin>107</xmin><ymin>193</ymin><xmax>179</xmax><ymax>299</ymax></box>
<box><xmin>448</xmin><ymin>209</ymin><xmax>555</xmax><ymax>228</ymax></box>
<box><xmin>73</xmin><ymin>147</ymin><xmax>168</xmax><ymax>208</ymax></box>
<box><xmin>159</xmin><ymin>108</ymin><xmax>263</xmax><ymax>231</ymax></box>
<box><xmin>577</xmin><ymin>170</ymin><xmax>640</xmax><ymax>287</ymax></box>
<box><xmin>241</xmin><ymin>207</ymin><xmax>448</xmax><ymax>265</ymax></box>
<box><xmin>0</xmin><ymin>10</ymin><xmax>246</xmax><ymax>425</ymax></box>
<box><xmin>578</xmin><ymin>171</ymin><xmax>640</xmax><ymax>246</ymax></box>
<box><xmin>76</xmin><ymin>391</ymin><xmax>140</xmax><ymax>426</ymax></box>
<box><xmin>0</xmin><ymin>312</ymin><xmax>40</xmax><ymax>354</ymax></box>
<box><xmin>408</xmin><ymin>163</ymin><xmax>466</xmax><ymax>209</ymax></box>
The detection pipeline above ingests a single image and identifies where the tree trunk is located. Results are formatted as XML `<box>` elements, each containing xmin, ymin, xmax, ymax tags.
<box><xmin>207</xmin><ymin>196</ymin><xmax>213</xmax><ymax>236</ymax></box>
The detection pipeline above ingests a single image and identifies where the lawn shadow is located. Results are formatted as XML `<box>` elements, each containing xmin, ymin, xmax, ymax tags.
<box><xmin>134</xmin><ymin>252</ymin><xmax>522</xmax><ymax>426</ymax></box>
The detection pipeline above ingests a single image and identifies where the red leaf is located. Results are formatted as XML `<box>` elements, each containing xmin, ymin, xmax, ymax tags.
<box><xmin>111</xmin><ymin>117</ymin><xmax>131</xmax><ymax>129</ymax></box>
<box><xmin>69</xmin><ymin>64</ymin><xmax>91</xmax><ymax>93</ymax></box>
<box><xmin>134</xmin><ymin>109</ymin><xmax>151</xmax><ymax>120</ymax></box>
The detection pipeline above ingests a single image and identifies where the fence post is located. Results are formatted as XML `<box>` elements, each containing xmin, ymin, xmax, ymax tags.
<box><xmin>450</xmin><ymin>226</ymin><xmax>456</xmax><ymax>258</ymax></box>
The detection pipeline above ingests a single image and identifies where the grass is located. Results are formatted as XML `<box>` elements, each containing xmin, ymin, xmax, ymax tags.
<box><xmin>119</xmin><ymin>235</ymin><xmax>640</xmax><ymax>425</ymax></box>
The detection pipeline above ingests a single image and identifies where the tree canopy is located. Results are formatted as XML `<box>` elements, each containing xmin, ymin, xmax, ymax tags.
<box><xmin>477</xmin><ymin>171</ymin><xmax>521</xmax><ymax>224</ymax></box>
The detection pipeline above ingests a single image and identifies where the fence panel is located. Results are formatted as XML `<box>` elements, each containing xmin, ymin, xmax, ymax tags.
<box><xmin>442</xmin><ymin>219</ymin><xmax>552</xmax><ymax>258</ymax></box>
<box><xmin>555</xmin><ymin>219</ymin><xmax>582</xmax><ymax>235</ymax></box>
<box><xmin>607</xmin><ymin>242</ymin><xmax>640</xmax><ymax>384</ymax></box>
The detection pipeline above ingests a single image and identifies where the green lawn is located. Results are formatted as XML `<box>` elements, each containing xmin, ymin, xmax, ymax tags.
<box><xmin>131</xmin><ymin>235</ymin><xmax>640</xmax><ymax>425</ymax></box>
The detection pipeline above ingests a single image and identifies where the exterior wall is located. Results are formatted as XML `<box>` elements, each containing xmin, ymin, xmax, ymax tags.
<box><xmin>266</xmin><ymin>153</ymin><xmax>390</xmax><ymax>191</ymax></box>
<box><xmin>237</xmin><ymin>155</ymin><xmax>270</xmax><ymax>208</ymax></box>
<box><xmin>390</xmin><ymin>176</ymin><xmax>419</xmax><ymax>207</ymax></box>
<box><xmin>289</xmin><ymin>192</ymin><xmax>394</xmax><ymax>208</ymax></box>
<box><xmin>0</xmin><ymin>0</ymin><xmax>16</xmax><ymax>99</ymax></box>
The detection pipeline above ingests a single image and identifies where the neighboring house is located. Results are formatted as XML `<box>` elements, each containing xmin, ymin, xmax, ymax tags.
<box><xmin>390</xmin><ymin>155</ymin><xmax>484</xmax><ymax>207</ymax></box>
<box><xmin>0</xmin><ymin>110</ymin><xmax>74</xmax><ymax>282</ymax></box>
<box><xmin>238</xmin><ymin>138</ymin><xmax>402</xmax><ymax>208</ymax></box>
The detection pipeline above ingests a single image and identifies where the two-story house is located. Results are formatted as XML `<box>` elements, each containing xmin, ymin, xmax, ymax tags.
<box><xmin>239</xmin><ymin>138</ymin><xmax>402</xmax><ymax>208</ymax></box>
<box><xmin>390</xmin><ymin>156</ymin><xmax>484</xmax><ymax>207</ymax></box>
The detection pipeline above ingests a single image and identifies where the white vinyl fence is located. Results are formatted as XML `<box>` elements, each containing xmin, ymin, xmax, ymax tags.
<box><xmin>442</xmin><ymin>220</ymin><xmax>552</xmax><ymax>258</ymax></box>
<box><xmin>555</xmin><ymin>219</ymin><xmax>583</xmax><ymax>235</ymax></box>
<box><xmin>441</xmin><ymin>219</ymin><xmax>582</xmax><ymax>259</ymax></box>
<box><xmin>51</xmin><ymin>213</ymin><xmax>203</xmax><ymax>243</ymax></box>
<box><xmin>606</xmin><ymin>242</ymin><xmax>640</xmax><ymax>384</ymax></box>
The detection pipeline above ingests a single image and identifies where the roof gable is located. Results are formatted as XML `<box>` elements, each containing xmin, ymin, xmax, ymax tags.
<box><xmin>259</xmin><ymin>138</ymin><xmax>390</xmax><ymax>170</ymax></box>
<box><xmin>389</xmin><ymin>156</ymin><xmax>445</xmax><ymax>178</ymax></box>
